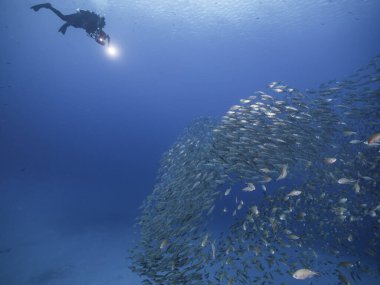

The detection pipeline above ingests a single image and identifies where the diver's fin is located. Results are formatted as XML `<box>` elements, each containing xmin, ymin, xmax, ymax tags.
<box><xmin>30</xmin><ymin>3</ymin><xmax>52</xmax><ymax>12</ymax></box>
<box><xmin>58</xmin><ymin>23</ymin><xmax>70</xmax><ymax>34</ymax></box>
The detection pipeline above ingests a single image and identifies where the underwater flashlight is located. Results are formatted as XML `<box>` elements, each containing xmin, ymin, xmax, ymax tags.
<box><xmin>106</xmin><ymin>45</ymin><xmax>118</xmax><ymax>58</ymax></box>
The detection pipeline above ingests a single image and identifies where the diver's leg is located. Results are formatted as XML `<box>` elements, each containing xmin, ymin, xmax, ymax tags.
<box><xmin>58</xmin><ymin>23</ymin><xmax>70</xmax><ymax>34</ymax></box>
<box><xmin>31</xmin><ymin>3</ymin><xmax>68</xmax><ymax>21</ymax></box>
<box><xmin>30</xmin><ymin>3</ymin><xmax>52</xmax><ymax>12</ymax></box>
<box><xmin>45</xmin><ymin>5</ymin><xmax>68</xmax><ymax>21</ymax></box>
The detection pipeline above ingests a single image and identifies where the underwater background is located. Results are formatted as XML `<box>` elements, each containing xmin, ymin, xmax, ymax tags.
<box><xmin>1</xmin><ymin>0</ymin><xmax>380</xmax><ymax>284</ymax></box>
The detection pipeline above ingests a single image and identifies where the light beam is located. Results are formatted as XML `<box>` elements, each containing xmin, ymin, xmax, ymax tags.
<box><xmin>106</xmin><ymin>45</ymin><xmax>118</xmax><ymax>58</ymax></box>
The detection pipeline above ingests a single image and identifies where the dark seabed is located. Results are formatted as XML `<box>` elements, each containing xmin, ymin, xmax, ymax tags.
<box><xmin>1</xmin><ymin>1</ymin><xmax>380</xmax><ymax>284</ymax></box>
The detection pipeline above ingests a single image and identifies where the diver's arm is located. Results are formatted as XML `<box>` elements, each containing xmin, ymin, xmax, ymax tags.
<box><xmin>107</xmin><ymin>35</ymin><xmax>110</xmax><ymax>46</ymax></box>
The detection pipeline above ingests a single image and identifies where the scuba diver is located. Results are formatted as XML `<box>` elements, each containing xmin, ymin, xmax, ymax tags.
<box><xmin>31</xmin><ymin>3</ymin><xmax>110</xmax><ymax>46</ymax></box>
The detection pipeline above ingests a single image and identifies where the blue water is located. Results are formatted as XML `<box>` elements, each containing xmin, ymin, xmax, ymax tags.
<box><xmin>1</xmin><ymin>1</ymin><xmax>380</xmax><ymax>284</ymax></box>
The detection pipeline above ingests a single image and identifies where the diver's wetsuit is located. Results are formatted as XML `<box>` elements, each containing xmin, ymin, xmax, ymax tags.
<box><xmin>31</xmin><ymin>3</ymin><xmax>110</xmax><ymax>45</ymax></box>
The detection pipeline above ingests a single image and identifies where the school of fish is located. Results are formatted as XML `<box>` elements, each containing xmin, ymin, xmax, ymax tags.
<box><xmin>129</xmin><ymin>54</ymin><xmax>380</xmax><ymax>285</ymax></box>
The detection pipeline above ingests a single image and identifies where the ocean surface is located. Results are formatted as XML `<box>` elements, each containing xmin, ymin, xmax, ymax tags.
<box><xmin>1</xmin><ymin>1</ymin><xmax>380</xmax><ymax>284</ymax></box>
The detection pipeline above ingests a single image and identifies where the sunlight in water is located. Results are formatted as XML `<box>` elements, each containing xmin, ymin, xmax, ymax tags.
<box><xmin>89</xmin><ymin>0</ymin><xmax>110</xmax><ymax>10</ymax></box>
<box><xmin>86</xmin><ymin>0</ymin><xmax>372</xmax><ymax>33</ymax></box>
<box><xmin>89</xmin><ymin>0</ymin><xmax>264</xmax><ymax>24</ymax></box>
